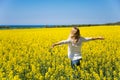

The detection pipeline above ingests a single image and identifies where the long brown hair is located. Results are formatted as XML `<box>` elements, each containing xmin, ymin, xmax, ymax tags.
<box><xmin>69</xmin><ymin>27</ymin><xmax>80</xmax><ymax>44</ymax></box>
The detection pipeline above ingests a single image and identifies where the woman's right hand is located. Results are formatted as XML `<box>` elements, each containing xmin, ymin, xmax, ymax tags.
<box><xmin>98</xmin><ymin>36</ymin><xmax>104</xmax><ymax>40</ymax></box>
<box><xmin>51</xmin><ymin>44</ymin><xmax>56</xmax><ymax>48</ymax></box>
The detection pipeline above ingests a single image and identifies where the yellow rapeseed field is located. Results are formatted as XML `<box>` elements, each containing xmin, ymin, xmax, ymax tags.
<box><xmin>0</xmin><ymin>26</ymin><xmax>120</xmax><ymax>80</ymax></box>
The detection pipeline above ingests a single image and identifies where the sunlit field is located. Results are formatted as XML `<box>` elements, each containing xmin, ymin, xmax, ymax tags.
<box><xmin>0</xmin><ymin>26</ymin><xmax>120</xmax><ymax>80</ymax></box>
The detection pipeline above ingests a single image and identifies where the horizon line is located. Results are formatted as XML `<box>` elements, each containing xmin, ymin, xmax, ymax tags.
<box><xmin>0</xmin><ymin>21</ymin><xmax>120</xmax><ymax>26</ymax></box>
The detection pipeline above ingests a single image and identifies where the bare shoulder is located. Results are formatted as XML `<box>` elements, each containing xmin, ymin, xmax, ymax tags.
<box><xmin>80</xmin><ymin>36</ymin><xmax>85</xmax><ymax>39</ymax></box>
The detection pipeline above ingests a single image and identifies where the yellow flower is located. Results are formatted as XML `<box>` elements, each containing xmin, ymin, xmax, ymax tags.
<box><xmin>0</xmin><ymin>26</ymin><xmax>120</xmax><ymax>80</ymax></box>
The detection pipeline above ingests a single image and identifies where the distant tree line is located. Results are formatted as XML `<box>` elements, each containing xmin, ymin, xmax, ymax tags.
<box><xmin>0</xmin><ymin>21</ymin><xmax>120</xmax><ymax>29</ymax></box>
<box><xmin>44</xmin><ymin>21</ymin><xmax>120</xmax><ymax>28</ymax></box>
<box><xmin>0</xmin><ymin>26</ymin><xmax>10</xmax><ymax>29</ymax></box>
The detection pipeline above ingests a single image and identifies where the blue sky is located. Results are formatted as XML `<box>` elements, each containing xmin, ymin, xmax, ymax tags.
<box><xmin>0</xmin><ymin>0</ymin><xmax>120</xmax><ymax>25</ymax></box>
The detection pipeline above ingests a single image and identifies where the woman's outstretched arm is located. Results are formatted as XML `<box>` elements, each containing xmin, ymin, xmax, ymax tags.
<box><xmin>51</xmin><ymin>39</ymin><xmax>70</xmax><ymax>48</ymax></box>
<box><xmin>91</xmin><ymin>36</ymin><xmax>104</xmax><ymax>40</ymax></box>
<box><xmin>51</xmin><ymin>42</ymin><xmax>62</xmax><ymax>48</ymax></box>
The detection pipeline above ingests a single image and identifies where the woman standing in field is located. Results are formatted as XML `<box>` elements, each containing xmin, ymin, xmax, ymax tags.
<box><xmin>52</xmin><ymin>27</ymin><xmax>104</xmax><ymax>69</ymax></box>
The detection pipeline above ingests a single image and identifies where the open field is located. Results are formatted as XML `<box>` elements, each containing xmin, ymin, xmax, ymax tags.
<box><xmin>0</xmin><ymin>26</ymin><xmax>120</xmax><ymax>80</ymax></box>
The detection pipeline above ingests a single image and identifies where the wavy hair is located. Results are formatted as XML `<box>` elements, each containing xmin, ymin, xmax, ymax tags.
<box><xmin>69</xmin><ymin>27</ymin><xmax>80</xmax><ymax>44</ymax></box>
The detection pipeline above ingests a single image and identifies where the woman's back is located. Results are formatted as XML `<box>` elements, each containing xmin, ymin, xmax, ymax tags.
<box><xmin>68</xmin><ymin>37</ymin><xmax>92</xmax><ymax>60</ymax></box>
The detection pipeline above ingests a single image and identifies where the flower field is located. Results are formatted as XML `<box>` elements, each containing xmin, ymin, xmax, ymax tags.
<box><xmin>0</xmin><ymin>26</ymin><xmax>120</xmax><ymax>80</ymax></box>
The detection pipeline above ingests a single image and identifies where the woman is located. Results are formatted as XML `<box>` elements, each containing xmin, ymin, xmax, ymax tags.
<box><xmin>52</xmin><ymin>27</ymin><xmax>104</xmax><ymax>69</ymax></box>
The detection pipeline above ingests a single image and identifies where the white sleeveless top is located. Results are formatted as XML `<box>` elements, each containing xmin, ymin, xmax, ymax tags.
<box><xmin>59</xmin><ymin>37</ymin><xmax>92</xmax><ymax>60</ymax></box>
